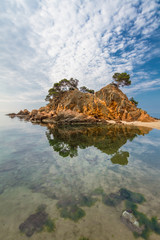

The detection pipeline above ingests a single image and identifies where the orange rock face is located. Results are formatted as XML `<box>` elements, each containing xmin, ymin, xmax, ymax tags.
<box><xmin>47</xmin><ymin>84</ymin><xmax>154</xmax><ymax>122</ymax></box>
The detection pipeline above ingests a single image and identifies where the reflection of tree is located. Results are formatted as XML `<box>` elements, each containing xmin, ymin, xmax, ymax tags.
<box><xmin>46</xmin><ymin>132</ymin><xmax>78</xmax><ymax>157</ymax></box>
<box><xmin>46</xmin><ymin>124</ymin><xmax>151</xmax><ymax>164</ymax></box>
<box><xmin>110</xmin><ymin>150</ymin><xmax>129</xmax><ymax>165</ymax></box>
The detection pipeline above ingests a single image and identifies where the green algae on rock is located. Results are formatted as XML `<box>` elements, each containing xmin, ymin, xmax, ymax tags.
<box><xmin>59</xmin><ymin>205</ymin><xmax>85</xmax><ymax>222</ymax></box>
<box><xmin>44</xmin><ymin>218</ymin><xmax>55</xmax><ymax>232</ymax></box>
<box><xmin>102</xmin><ymin>192</ymin><xmax>122</xmax><ymax>206</ymax></box>
<box><xmin>119</xmin><ymin>188</ymin><xmax>145</xmax><ymax>204</ymax></box>
<box><xmin>56</xmin><ymin>194</ymin><xmax>97</xmax><ymax>221</ymax></box>
<box><xmin>102</xmin><ymin>188</ymin><xmax>145</xmax><ymax>207</ymax></box>
<box><xmin>78</xmin><ymin>195</ymin><xmax>97</xmax><ymax>207</ymax></box>
<box><xmin>102</xmin><ymin>188</ymin><xmax>160</xmax><ymax>239</ymax></box>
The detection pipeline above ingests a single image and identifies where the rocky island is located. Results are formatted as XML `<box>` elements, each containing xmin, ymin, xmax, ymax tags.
<box><xmin>7</xmin><ymin>82</ymin><xmax>155</xmax><ymax>125</ymax></box>
<box><xmin>8</xmin><ymin>73</ymin><xmax>160</xmax><ymax>129</ymax></box>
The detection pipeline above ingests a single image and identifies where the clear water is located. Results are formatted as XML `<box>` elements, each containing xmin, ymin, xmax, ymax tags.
<box><xmin>0</xmin><ymin>113</ymin><xmax>160</xmax><ymax>240</ymax></box>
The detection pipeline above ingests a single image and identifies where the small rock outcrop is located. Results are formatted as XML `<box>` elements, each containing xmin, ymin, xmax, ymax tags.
<box><xmin>121</xmin><ymin>210</ymin><xmax>144</xmax><ymax>234</ymax></box>
<box><xmin>7</xmin><ymin>84</ymin><xmax>155</xmax><ymax>124</ymax></box>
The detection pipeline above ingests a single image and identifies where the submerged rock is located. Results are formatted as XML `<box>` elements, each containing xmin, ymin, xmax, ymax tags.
<box><xmin>119</xmin><ymin>188</ymin><xmax>145</xmax><ymax>204</ymax></box>
<box><xmin>57</xmin><ymin>197</ymin><xmax>86</xmax><ymax>222</ymax></box>
<box><xmin>121</xmin><ymin>210</ymin><xmax>144</xmax><ymax>234</ymax></box>
<box><xmin>18</xmin><ymin>205</ymin><xmax>54</xmax><ymax>237</ymax></box>
<box><xmin>19</xmin><ymin>211</ymin><xmax>48</xmax><ymax>237</ymax></box>
<box><xmin>102</xmin><ymin>188</ymin><xmax>145</xmax><ymax>207</ymax></box>
<box><xmin>59</xmin><ymin>205</ymin><xmax>85</xmax><ymax>222</ymax></box>
<box><xmin>102</xmin><ymin>192</ymin><xmax>122</xmax><ymax>206</ymax></box>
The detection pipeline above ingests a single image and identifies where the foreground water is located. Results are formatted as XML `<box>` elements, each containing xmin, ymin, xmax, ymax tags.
<box><xmin>0</xmin><ymin>113</ymin><xmax>160</xmax><ymax>240</ymax></box>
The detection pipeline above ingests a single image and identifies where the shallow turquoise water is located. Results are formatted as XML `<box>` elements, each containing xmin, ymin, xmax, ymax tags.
<box><xmin>0</xmin><ymin>113</ymin><xmax>160</xmax><ymax>240</ymax></box>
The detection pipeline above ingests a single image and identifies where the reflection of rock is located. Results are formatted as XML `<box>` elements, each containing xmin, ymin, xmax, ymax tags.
<box><xmin>121</xmin><ymin>210</ymin><xmax>144</xmax><ymax>234</ymax></box>
<box><xmin>46</xmin><ymin>124</ymin><xmax>151</xmax><ymax>163</ymax></box>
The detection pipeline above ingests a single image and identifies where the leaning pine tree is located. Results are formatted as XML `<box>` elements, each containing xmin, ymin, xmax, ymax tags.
<box><xmin>112</xmin><ymin>72</ymin><xmax>131</xmax><ymax>87</ymax></box>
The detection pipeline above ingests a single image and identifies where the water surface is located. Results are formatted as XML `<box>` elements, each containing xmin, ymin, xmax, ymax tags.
<box><xmin>0</xmin><ymin>113</ymin><xmax>160</xmax><ymax>240</ymax></box>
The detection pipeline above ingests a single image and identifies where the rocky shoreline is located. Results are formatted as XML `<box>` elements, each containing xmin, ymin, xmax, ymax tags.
<box><xmin>7</xmin><ymin>109</ymin><xmax>108</xmax><ymax>125</ymax></box>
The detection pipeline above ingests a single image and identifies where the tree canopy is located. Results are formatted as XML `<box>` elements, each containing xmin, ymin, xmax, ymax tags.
<box><xmin>112</xmin><ymin>72</ymin><xmax>131</xmax><ymax>87</ymax></box>
<box><xmin>45</xmin><ymin>78</ymin><xmax>95</xmax><ymax>101</ymax></box>
<box><xmin>80</xmin><ymin>86</ymin><xmax>94</xmax><ymax>94</ymax></box>
<box><xmin>45</xmin><ymin>78</ymin><xmax>79</xmax><ymax>101</ymax></box>
<box><xmin>45</xmin><ymin>73</ymin><xmax>131</xmax><ymax>102</ymax></box>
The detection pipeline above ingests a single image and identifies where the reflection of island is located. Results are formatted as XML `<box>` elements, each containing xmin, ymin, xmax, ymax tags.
<box><xmin>46</xmin><ymin>124</ymin><xmax>151</xmax><ymax>165</ymax></box>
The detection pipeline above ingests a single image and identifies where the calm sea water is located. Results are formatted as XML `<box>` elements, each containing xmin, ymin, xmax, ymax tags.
<box><xmin>0</xmin><ymin>113</ymin><xmax>160</xmax><ymax>240</ymax></box>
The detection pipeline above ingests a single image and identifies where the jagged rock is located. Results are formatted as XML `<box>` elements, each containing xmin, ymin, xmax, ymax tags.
<box><xmin>52</xmin><ymin>110</ymin><xmax>106</xmax><ymax>124</ymax></box>
<box><xmin>17</xmin><ymin>109</ymin><xmax>30</xmax><ymax>115</ymax></box>
<box><xmin>30</xmin><ymin>109</ymin><xmax>38</xmax><ymax>117</ymax></box>
<box><xmin>49</xmin><ymin>84</ymin><xmax>154</xmax><ymax>122</ymax></box>
<box><xmin>95</xmin><ymin>84</ymin><xmax>154</xmax><ymax>121</ymax></box>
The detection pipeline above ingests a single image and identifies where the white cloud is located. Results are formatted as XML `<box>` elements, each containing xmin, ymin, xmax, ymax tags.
<box><xmin>123</xmin><ymin>79</ymin><xmax>160</xmax><ymax>95</ymax></box>
<box><xmin>0</xmin><ymin>0</ymin><xmax>159</xmax><ymax>108</ymax></box>
<box><xmin>134</xmin><ymin>136</ymin><xmax>160</xmax><ymax>147</ymax></box>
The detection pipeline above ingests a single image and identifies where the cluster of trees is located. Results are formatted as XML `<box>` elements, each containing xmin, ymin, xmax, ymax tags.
<box><xmin>45</xmin><ymin>73</ymin><xmax>138</xmax><ymax>106</ymax></box>
<box><xmin>45</xmin><ymin>78</ymin><xmax>79</xmax><ymax>101</ymax></box>
<box><xmin>45</xmin><ymin>78</ymin><xmax>94</xmax><ymax>101</ymax></box>
<box><xmin>80</xmin><ymin>86</ymin><xmax>94</xmax><ymax>94</ymax></box>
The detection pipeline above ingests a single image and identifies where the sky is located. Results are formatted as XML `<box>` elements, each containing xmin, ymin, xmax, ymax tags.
<box><xmin>0</xmin><ymin>0</ymin><xmax>160</xmax><ymax>115</ymax></box>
